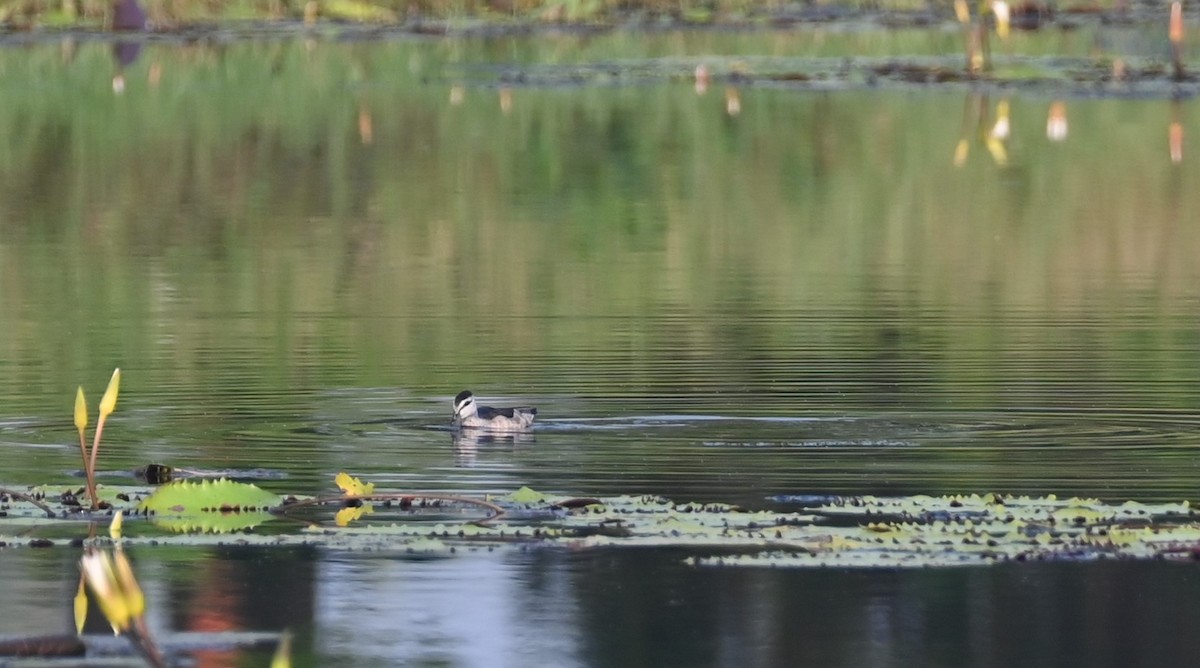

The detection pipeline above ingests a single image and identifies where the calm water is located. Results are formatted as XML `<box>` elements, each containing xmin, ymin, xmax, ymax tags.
<box><xmin>1</xmin><ymin>27</ymin><xmax>1200</xmax><ymax>666</ymax></box>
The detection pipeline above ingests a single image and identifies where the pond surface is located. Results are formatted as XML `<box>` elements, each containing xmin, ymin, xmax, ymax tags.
<box><xmin>1</xmin><ymin>26</ymin><xmax>1199</xmax><ymax>666</ymax></box>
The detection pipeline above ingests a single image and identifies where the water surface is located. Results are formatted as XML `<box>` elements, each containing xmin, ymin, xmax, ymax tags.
<box><xmin>0</xmin><ymin>28</ymin><xmax>1198</xmax><ymax>666</ymax></box>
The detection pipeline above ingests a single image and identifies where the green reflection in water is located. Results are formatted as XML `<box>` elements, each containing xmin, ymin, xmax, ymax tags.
<box><xmin>0</xmin><ymin>33</ymin><xmax>1196</xmax><ymax>499</ymax></box>
<box><xmin>1</xmin><ymin>30</ymin><xmax>1199</xmax><ymax>668</ymax></box>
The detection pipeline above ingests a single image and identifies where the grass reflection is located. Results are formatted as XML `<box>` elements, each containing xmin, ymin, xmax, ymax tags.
<box><xmin>0</xmin><ymin>36</ymin><xmax>1195</xmax><ymax>432</ymax></box>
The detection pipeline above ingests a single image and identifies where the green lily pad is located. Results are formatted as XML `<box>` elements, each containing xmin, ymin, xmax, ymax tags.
<box><xmin>503</xmin><ymin>486</ymin><xmax>549</xmax><ymax>504</ymax></box>
<box><xmin>137</xmin><ymin>479</ymin><xmax>281</xmax><ymax>516</ymax></box>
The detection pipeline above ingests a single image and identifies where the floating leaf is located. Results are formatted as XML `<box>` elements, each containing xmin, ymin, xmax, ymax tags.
<box><xmin>151</xmin><ymin>511</ymin><xmax>276</xmax><ymax>534</ymax></box>
<box><xmin>505</xmin><ymin>486</ymin><xmax>547</xmax><ymax>504</ymax></box>
<box><xmin>335</xmin><ymin>472</ymin><xmax>374</xmax><ymax>496</ymax></box>
<box><xmin>335</xmin><ymin>504</ymin><xmax>373</xmax><ymax>527</ymax></box>
<box><xmin>138</xmin><ymin>479</ymin><xmax>281</xmax><ymax>516</ymax></box>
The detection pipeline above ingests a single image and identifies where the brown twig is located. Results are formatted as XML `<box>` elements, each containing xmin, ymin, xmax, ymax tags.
<box><xmin>0</xmin><ymin>487</ymin><xmax>56</xmax><ymax>517</ymax></box>
<box><xmin>272</xmin><ymin>492</ymin><xmax>507</xmax><ymax>525</ymax></box>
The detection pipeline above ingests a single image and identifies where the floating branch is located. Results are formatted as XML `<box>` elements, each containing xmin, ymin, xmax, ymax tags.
<box><xmin>275</xmin><ymin>492</ymin><xmax>507</xmax><ymax>526</ymax></box>
<box><xmin>0</xmin><ymin>487</ymin><xmax>55</xmax><ymax>517</ymax></box>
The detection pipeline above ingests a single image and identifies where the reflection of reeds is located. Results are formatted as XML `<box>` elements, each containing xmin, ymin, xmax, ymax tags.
<box><xmin>1170</xmin><ymin>1</ymin><xmax>1185</xmax><ymax>81</ymax></box>
<box><xmin>954</xmin><ymin>0</ymin><xmax>981</xmax><ymax>74</ymax></box>
<box><xmin>0</xmin><ymin>0</ymin><xmax>1089</xmax><ymax>24</ymax></box>
<box><xmin>953</xmin><ymin>94</ymin><xmax>1010</xmax><ymax>166</ymax></box>
<box><xmin>80</xmin><ymin>546</ymin><xmax>165</xmax><ymax>667</ymax></box>
<box><xmin>1169</xmin><ymin>100</ymin><xmax>1183</xmax><ymax>163</ymax></box>
<box><xmin>724</xmin><ymin>86</ymin><xmax>741</xmax><ymax>116</ymax></box>
<box><xmin>0</xmin><ymin>43</ymin><xmax>1198</xmax><ymax>428</ymax></box>
<box><xmin>955</xmin><ymin>0</ymin><xmax>1008</xmax><ymax>75</ymax></box>
<box><xmin>1046</xmin><ymin>100</ymin><xmax>1067</xmax><ymax>141</ymax></box>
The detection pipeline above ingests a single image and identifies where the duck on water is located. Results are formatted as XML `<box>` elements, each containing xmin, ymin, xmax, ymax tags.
<box><xmin>452</xmin><ymin>390</ymin><xmax>537</xmax><ymax>431</ymax></box>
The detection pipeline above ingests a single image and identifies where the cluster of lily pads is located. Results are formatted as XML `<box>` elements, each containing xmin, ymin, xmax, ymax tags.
<box><xmin>5</xmin><ymin>475</ymin><xmax>1200</xmax><ymax>569</ymax></box>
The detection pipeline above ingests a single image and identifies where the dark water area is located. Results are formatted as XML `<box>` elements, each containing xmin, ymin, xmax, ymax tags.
<box><xmin>6</xmin><ymin>545</ymin><xmax>1200</xmax><ymax>666</ymax></box>
<box><xmin>1</xmin><ymin>27</ymin><xmax>1199</xmax><ymax>665</ymax></box>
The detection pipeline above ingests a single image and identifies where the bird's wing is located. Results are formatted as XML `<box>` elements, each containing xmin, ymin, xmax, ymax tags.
<box><xmin>477</xmin><ymin>406</ymin><xmax>535</xmax><ymax>419</ymax></box>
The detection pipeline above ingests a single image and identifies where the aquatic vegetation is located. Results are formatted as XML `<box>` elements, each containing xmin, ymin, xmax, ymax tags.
<box><xmin>0</xmin><ymin>0</ymin><xmax>972</xmax><ymax>26</ymax></box>
<box><xmin>136</xmin><ymin>479</ymin><xmax>282</xmax><ymax>533</ymax></box>
<box><xmin>77</xmin><ymin>517</ymin><xmax>165</xmax><ymax>667</ymax></box>
<box><xmin>270</xmin><ymin>630</ymin><xmax>293</xmax><ymax>668</ymax></box>
<box><xmin>137</xmin><ymin>479</ymin><xmax>282</xmax><ymax>515</ymax></box>
<box><xmin>5</xmin><ymin>477</ymin><xmax>1200</xmax><ymax>569</ymax></box>
<box><xmin>334</xmin><ymin>471</ymin><xmax>375</xmax><ymax>496</ymax></box>
<box><xmin>6</xmin><ymin>376</ymin><xmax>1200</xmax><ymax>668</ymax></box>
<box><xmin>73</xmin><ymin>368</ymin><xmax>120</xmax><ymax>511</ymax></box>
<box><xmin>5</xmin><ymin>375</ymin><xmax>1200</xmax><ymax>565</ymax></box>
<box><xmin>333</xmin><ymin>472</ymin><xmax>376</xmax><ymax>526</ymax></box>
<box><xmin>0</xmin><ymin>0</ymin><xmax>1183</xmax><ymax>40</ymax></box>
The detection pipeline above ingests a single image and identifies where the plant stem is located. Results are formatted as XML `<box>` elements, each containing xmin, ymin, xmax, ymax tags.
<box><xmin>78</xmin><ymin>429</ymin><xmax>99</xmax><ymax>511</ymax></box>
<box><xmin>87</xmin><ymin>416</ymin><xmax>107</xmax><ymax>509</ymax></box>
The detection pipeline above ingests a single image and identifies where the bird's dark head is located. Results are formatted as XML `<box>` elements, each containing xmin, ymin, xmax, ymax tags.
<box><xmin>453</xmin><ymin>390</ymin><xmax>477</xmax><ymax>419</ymax></box>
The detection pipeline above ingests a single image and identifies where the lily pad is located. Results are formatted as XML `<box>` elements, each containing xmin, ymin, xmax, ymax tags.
<box><xmin>137</xmin><ymin>479</ymin><xmax>281</xmax><ymax>515</ymax></box>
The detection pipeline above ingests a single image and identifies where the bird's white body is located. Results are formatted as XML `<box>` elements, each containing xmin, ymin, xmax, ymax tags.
<box><xmin>453</xmin><ymin>390</ymin><xmax>537</xmax><ymax>432</ymax></box>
